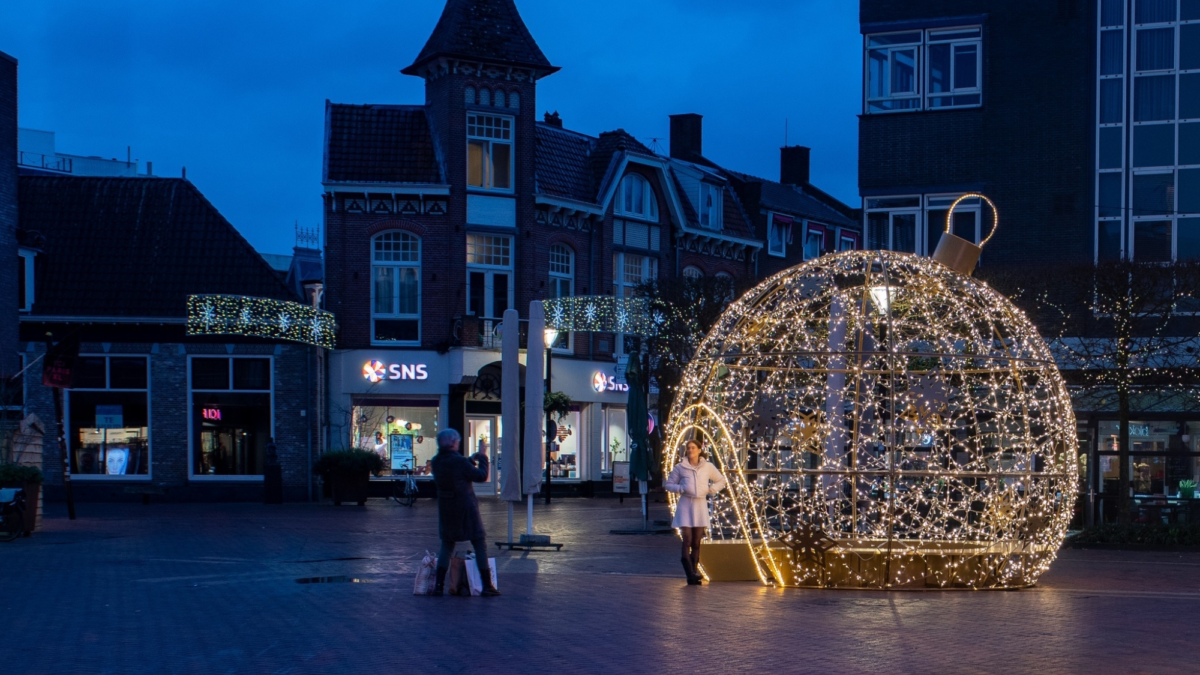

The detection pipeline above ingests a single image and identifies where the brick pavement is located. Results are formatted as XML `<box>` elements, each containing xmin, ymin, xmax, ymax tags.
<box><xmin>3</xmin><ymin>497</ymin><xmax>1198</xmax><ymax>675</ymax></box>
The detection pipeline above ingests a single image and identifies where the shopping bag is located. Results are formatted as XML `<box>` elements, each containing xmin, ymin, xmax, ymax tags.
<box><xmin>446</xmin><ymin>557</ymin><xmax>469</xmax><ymax>596</ymax></box>
<box><xmin>465</xmin><ymin>557</ymin><xmax>498</xmax><ymax>596</ymax></box>
<box><xmin>413</xmin><ymin>551</ymin><xmax>437</xmax><ymax>596</ymax></box>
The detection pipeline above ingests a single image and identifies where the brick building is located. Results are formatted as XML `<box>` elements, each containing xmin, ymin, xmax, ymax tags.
<box><xmin>858</xmin><ymin>0</ymin><xmax>1094</xmax><ymax>267</ymax></box>
<box><xmin>1</xmin><ymin>51</ymin><xmax>17</xmax><ymax>383</ymax></box>
<box><xmin>322</xmin><ymin>0</ymin><xmax>858</xmax><ymax>493</ymax></box>
<box><xmin>17</xmin><ymin>176</ymin><xmax>319</xmax><ymax>502</ymax></box>
<box><xmin>857</xmin><ymin>0</ymin><xmax>1200</xmax><ymax>517</ymax></box>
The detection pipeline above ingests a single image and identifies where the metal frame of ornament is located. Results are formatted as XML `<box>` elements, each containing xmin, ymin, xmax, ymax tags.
<box><xmin>664</xmin><ymin>250</ymin><xmax>1078</xmax><ymax>589</ymax></box>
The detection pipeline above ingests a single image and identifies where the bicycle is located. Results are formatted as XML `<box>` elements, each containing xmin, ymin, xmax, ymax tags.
<box><xmin>389</xmin><ymin>471</ymin><xmax>418</xmax><ymax>507</ymax></box>
<box><xmin>0</xmin><ymin>488</ymin><xmax>26</xmax><ymax>542</ymax></box>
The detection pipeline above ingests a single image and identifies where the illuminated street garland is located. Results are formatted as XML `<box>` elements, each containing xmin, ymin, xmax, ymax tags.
<box><xmin>542</xmin><ymin>296</ymin><xmax>656</xmax><ymax>336</ymax></box>
<box><xmin>187</xmin><ymin>295</ymin><xmax>337</xmax><ymax>349</ymax></box>
<box><xmin>665</xmin><ymin>250</ymin><xmax>1078</xmax><ymax>589</ymax></box>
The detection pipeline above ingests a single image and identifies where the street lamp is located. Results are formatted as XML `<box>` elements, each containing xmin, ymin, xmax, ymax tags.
<box><xmin>543</xmin><ymin>327</ymin><xmax>559</xmax><ymax>505</ymax></box>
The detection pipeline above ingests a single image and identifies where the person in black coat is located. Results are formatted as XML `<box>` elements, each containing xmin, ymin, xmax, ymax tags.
<box><xmin>431</xmin><ymin>428</ymin><xmax>500</xmax><ymax>597</ymax></box>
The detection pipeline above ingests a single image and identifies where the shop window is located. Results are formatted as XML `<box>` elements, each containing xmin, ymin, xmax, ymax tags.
<box><xmin>467</xmin><ymin>113</ymin><xmax>513</xmax><ymax>191</ymax></box>
<box><xmin>67</xmin><ymin>356</ymin><xmax>150</xmax><ymax>478</ymax></box>
<box><xmin>352</xmin><ymin>403</ymin><xmax>440</xmax><ymax>477</ymax></box>
<box><xmin>548</xmin><ymin>244</ymin><xmax>574</xmax><ymax>351</ymax></box>
<box><xmin>373</xmin><ymin>231</ymin><xmax>421</xmax><ymax>345</ymax></box>
<box><xmin>190</xmin><ymin>357</ymin><xmax>272</xmax><ymax>478</ymax></box>
<box><xmin>617</xmin><ymin>174</ymin><xmax>659</xmax><ymax>221</ymax></box>
<box><xmin>604</xmin><ymin>407</ymin><xmax>628</xmax><ymax>472</ymax></box>
<box><xmin>466</xmin><ymin>235</ymin><xmax>513</xmax><ymax>319</ymax></box>
<box><xmin>549</xmin><ymin>410</ymin><xmax>581</xmax><ymax>479</ymax></box>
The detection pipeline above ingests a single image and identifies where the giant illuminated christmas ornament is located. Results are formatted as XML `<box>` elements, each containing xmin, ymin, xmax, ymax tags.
<box><xmin>665</xmin><ymin>196</ymin><xmax>1078</xmax><ymax>589</ymax></box>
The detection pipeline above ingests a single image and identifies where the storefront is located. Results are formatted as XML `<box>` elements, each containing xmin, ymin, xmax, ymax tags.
<box><xmin>329</xmin><ymin>349</ymin><xmax>643</xmax><ymax>494</ymax></box>
<box><xmin>328</xmin><ymin>350</ymin><xmax>451</xmax><ymax>485</ymax></box>
<box><xmin>1083</xmin><ymin>417</ymin><xmax>1200</xmax><ymax>523</ymax></box>
<box><xmin>548</xmin><ymin>357</ymin><xmax>640</xmax><ymax>486</ymax></box>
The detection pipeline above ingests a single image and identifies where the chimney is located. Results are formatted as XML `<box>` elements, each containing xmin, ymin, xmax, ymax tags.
<box><xmin>670</xmin><ymin>113</ymin><xmax>703</xmax><ymax>160</ymax></box>
<box><xmin>780</xmin><ymin>145</ymin><xmax>810</xmax><ymax>185</ymax></box>
<box><xmin>543</xmin><ymin>111</ymin><xmax>563</xmax><ymax>128</ymax></box>
<box><xmin>146</xmin><ymin>161</ymin><xmax>153</xmax><ymax>176</ymax></box>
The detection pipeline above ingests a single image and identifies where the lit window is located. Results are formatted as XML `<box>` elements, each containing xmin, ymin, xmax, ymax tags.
<box><xmin>699</xmin><ymin>183</ymin><xmax>722</xmax><ymax>230</ymax></box>
<box><xmin>190</xmin><ymin>357</ymin><xmax>272</xmax><ymax>478</ymax></box>
<box><xmin>617</xmin><ymin>174</ymin><xmax>659</xmax><ymax>221</ymax></box>
<box><xmin>467</xmin><ymin>114</ymin><xmax>513</xmax><ymax>191</ymax></box>
<box><xmin>467</xmin><ymin>235</ymin><xmax>513</xmax><ymax>318</ymax></box>
<box><xmin>373</xmin><ymin>232</ymin><xmax>421</xmax><ymax>344</ymax></box>
<box><xmin>67</xmin><ymin>356</ymin><xmax>150</xmax><ymax>478</ymax></box>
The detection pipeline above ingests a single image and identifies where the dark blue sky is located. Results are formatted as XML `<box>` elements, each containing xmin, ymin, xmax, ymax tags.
<box><xmin>0</xmin><ymin>0</ymin><xmax>861</xmax><ymax>256</ymax></box>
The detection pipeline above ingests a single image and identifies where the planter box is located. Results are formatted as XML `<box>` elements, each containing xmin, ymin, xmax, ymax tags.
<box><xmin>331</xmin><ymin>473</ymin><xmax>370</xmax><ymax>506</ymax></box>
<box><xmin>0</xmin><ymin>482</ymin><xmax>40</xmax><ymax>535</ymax></box>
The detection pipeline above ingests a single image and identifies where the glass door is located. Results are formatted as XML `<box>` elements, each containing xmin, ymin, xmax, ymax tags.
<box><xmin>467</xmin><ymin>416</ymin><xmax>500</xmax><ymax>494</ymax></box>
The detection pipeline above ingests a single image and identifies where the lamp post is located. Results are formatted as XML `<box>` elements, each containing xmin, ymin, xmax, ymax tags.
<box><xmin>543</xmin><ymin>327</ymin><xmax>558</xmax><ymax>506</ymax></box>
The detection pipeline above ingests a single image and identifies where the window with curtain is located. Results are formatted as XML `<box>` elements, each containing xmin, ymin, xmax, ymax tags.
<box><xmin>1136</xmin><ymin>0</ymin><xmax>1176</xmax><ymax>25</ymax></box>
<box><xmin>617</xmin><ymin>174</ymin><xmax>659</xmax><ymax>220</ymax></box>
<box><xmin>373</xmin><ymin>232</ymin><xmax>421</xmax><ymax>343</ymax></box>
<box><xmin>467</xmin><ymin>114</ymin><xmax>513</xmax><ymax>191</ymax></box>
<box><xmin>1137</xmin><ymin>27</ymin><xmax>1175</xmax><ymax>72</ymax></box>
<box><xmin>1136</xmin><ymin>75</ymin><xmax>1176</xmax><ymax>121</ymax></box>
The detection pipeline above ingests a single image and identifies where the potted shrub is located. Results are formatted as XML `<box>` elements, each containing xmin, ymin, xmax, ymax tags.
<box><xmin>1181</xmin><ymin>479</ymin><xmax>1197</xmax><ymax>500</ymax></box>
<box><xmin>0</xmin><ymin>464</ymin><xmax>43</xmax><ymax>536</ymax></box>
<box><xmin>313</xmin><ymin>450</ymin><xmax>384</xmax><ymax>506</ymax></box>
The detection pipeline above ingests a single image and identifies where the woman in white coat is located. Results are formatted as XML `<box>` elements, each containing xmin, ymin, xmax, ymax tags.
<box><xmin>664</xmin><ymin>439</ymin><xmax>727</xmax><ymax>585</ymax></box>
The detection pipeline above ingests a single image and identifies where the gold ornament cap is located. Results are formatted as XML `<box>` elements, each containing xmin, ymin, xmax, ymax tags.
<box><xmin>932</xmin><ymin>232</ymin><xmax>982</xmax><ymax>276</ymax></box>
<box><xmin>932</xmin><ymin>193</ymin><xmax>997</xmax><ymax>276</ymax></box>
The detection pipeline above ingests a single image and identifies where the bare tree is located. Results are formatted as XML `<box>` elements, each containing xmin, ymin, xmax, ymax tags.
<box><xmin>985</xmin><ymin>260</ymin><xmax>1200</xmax><ymax>524</ymax></box>
<box><xmin>637</xmin><ymin>275</ymin><xmax>742</xmax><ymax>426</ymax></box>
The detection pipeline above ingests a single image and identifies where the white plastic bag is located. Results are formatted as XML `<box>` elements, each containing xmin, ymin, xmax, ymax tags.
<box><xmin>413</xmin><ymin>550</ymin><xmax>437</xmax><ymax>595</ymax></box>
<box><xmin>465</xmin><ymin>557</ymin><xmax>498</xmax><ymax>596</ymax></box>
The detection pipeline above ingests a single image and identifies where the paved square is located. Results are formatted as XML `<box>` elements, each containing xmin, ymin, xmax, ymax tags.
<box><xmin>4</xmin><ymin>497</ymin><xmax>1198</xmax><ymax>674</ymax></box>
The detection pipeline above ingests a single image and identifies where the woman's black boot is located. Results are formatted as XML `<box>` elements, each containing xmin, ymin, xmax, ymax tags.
<box><xmin>433</xmin><ymin>567</ymin><xmax>447</xmax><ymax>596</ymax></box>
<box><xmin>682</xmin><ymin>557</ymin><xmax>701</xmax><ymax>585</ymax></box>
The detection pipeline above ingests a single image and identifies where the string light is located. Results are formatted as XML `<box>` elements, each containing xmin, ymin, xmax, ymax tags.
<box><xmin>665</xmin><ymin>250</ymin><xmax>1078</xmax><ymax>589</ymax></box>
<box><xmin>187</xmin><ymin>295</ymin><xmax>337</xmax><ymax>349</ymax></box>
<box><xmin>542</xmin><ymin>296</ymin><xmax>654</xmax><ymax>335</ymax></box>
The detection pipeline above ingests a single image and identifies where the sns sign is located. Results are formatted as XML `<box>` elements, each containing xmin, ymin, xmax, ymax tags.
<box><xmin>363</xmin><ymin>360</ymin><xmax>430</xmax><ymax>383</ymax></box>
<box><xmin>592</xmin><ymin>371</ymin><xmax>629</xmax><ymax>393</ymax></box>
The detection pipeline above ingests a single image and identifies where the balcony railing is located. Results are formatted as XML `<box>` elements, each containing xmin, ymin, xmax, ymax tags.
<box><xmin>452</xmin><ymin>316</ymin><xmax>530</xmax><ymax>349</ymax></box>
<box><xmin>18</xmin><ymin>151</ymin><xmax>72</xmax><ymax>174</ymax></box>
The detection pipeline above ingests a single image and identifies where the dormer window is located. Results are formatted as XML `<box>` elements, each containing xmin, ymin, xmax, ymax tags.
<box><xmin>699</xmin><ymin>182</ymin><xmax>722</xmax><ymax>230</ymax></box>
<box><xmin>617</xmin><ymin>174</ymin><xmax>659</xmax><ymax>221</ymax></box>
